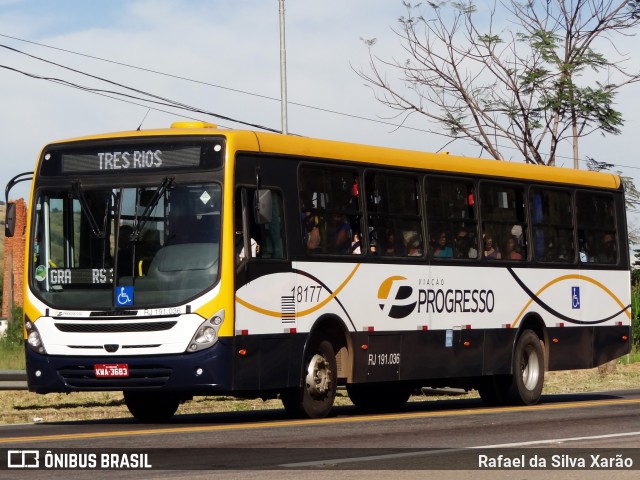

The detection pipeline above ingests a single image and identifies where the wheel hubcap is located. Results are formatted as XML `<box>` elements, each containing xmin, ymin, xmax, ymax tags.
<box><xmin>521</xmin><ymin>345</ymin><xmax>540</xmax><ymax>391</ymax></box>
<box><xmin>305</xmin><ymin>353</ymin><xmax>333</xmax><ymax>398</ymax></box>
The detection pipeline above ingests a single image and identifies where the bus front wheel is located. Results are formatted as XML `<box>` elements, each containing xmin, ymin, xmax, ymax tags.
<box><xmin>281</xmin><ymin>339</ymin><xmax>337</xmax><ymax>419</ymax></box>
<box><xmin>124</xmin><ymin>391</ymin><xmax>180</xmax><ymax>422</ymax></box>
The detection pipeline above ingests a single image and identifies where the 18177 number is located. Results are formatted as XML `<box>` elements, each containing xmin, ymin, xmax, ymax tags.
<box><xmin>291</xmin><ymin>285</ymin><xmax>322</xmax><ymax>303</ymax></box>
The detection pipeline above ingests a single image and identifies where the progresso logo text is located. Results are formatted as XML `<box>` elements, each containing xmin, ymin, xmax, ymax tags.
<box><xmin>377</xmin><ymin>276</ymin><xmax>495</xmax><ymax>319</ymax></box>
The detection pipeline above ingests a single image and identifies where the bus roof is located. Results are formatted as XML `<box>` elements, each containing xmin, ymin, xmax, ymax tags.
<box><xmin>47</xmin><ymin>125</ymin><xmax>621</xmax><ymax>190</ymax></box>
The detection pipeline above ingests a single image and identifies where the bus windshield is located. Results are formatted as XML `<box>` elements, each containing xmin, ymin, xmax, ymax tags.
<box><xmin>30</xmin><ymin>182</ymin><xmax>221</xmax><ymax>310</ymax></box>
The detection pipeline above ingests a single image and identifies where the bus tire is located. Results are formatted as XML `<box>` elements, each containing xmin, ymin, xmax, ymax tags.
<box><xmin>508</xmin><ymin>329</ymin><xmax>545</xmax><ymax>405</ymax></box>
<box><xmin>347</xmin><ymin>383</ymin><xmax>412</xmax><ymax>411</ymax></box>
<box><xmin>124</xmin><ymin>391</ymin><xmax>180</xmax><ymax>422</ymax></box>
<box><xmin>281</xmin><ymin>339</ymin><xmax>337</xmax><ymax>419</ymax></box>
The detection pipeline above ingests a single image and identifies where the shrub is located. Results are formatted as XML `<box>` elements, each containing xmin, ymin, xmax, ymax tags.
<box><xmin>632</xmin><ymin>287</ymin><xmax>640</xmax><ymax>351</ymax></box>
<box><xmin>0</xmin><ymin>306</ymin><xmax>24</xmax><ymax>348</ymax></box>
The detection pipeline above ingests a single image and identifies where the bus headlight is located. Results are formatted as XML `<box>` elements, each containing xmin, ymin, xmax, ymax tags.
<box><xmin>186</xmin><ymin>310</ymin><xmax>224</xmax><ymax>353</ymax></box>
<box><xmin>25</xmin><ymin>318</ymin><xmax>47</xmax><ymax>354</ymax></box>
<box><xmin>196</xmin><ymin>326</ymin><xmax>216</xmax><ymax>344</ymax></box>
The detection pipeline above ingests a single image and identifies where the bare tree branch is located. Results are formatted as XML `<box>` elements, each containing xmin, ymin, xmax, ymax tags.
<box><xmin>356</xmin><ymin>0</ymin><xmax>640</xmax><ymax>167</ymax></box>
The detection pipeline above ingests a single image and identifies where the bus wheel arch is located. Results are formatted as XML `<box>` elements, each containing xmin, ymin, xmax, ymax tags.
<box><xmin>281</xmin><ymin>315</ymin><xmax>352</xmax><ymax>418</ymax></box>
<box><xmin>307</xmin><ymin>314</ymin><xmax>354</xmax><ymax>383</ymax></box>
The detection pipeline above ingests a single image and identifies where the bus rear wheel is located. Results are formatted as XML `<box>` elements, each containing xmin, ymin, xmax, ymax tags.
<box><xmin>508</xmin><ymin>329</ymin><xmax>544</xmax><ymax>405</ymax></box>
<box><xmin>478</xmin><ymin>329</ymin><xmax>544</xmax><ymax>406</ymax></box>
<box><xmin>124</xmin><ymin>391</ymin><xmax>180</xmax><ymax>422</ymax></box>
<box><xmin>281</xmin><ymin>339</ymin><xmax>337</xmax><ymax>419</ymax></box>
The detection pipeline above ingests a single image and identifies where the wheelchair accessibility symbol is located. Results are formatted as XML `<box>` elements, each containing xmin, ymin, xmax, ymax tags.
<box><xmin>116</xmin><ymin>286</ymin><xmax>134</xmax><ymax>306</ymax></box>
<box><xmin>571</xmin><ymin>286</ymin><xmax>580</xmax><ymax>309</ymax></box>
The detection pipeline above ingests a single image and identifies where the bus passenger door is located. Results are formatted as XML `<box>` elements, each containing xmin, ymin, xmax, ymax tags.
<box><xmin>234</xmin><ymin>187</ymin><xmax>295</xmax><ymax>390</ymax></box>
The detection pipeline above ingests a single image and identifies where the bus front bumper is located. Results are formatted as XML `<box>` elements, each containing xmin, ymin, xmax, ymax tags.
<box><xmin>25</xmin><ymin>339</ymin><xmax>234</xmax><ymax>395</ymax></box>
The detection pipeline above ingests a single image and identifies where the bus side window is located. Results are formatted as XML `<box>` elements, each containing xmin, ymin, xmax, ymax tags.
<box><xmin>530</xmin><ymin>188</ymin><xmax>573</xmax><ymax>263</ymax></box>
<box><xmin>299</xmin><ymin>165</ymin><xmax>361</xmax><ymax>255</ymax></box>
<box><xmin>479</xmin><ymin>182</ymin><xmax>527</xmax><ymax>261</ymax></box>
<box><xmin>576</xmin><ymin>192</ymin><xmax>618</xmax><ymax>265</ymax></box>
<box><xmin>426</xmin><ymin>176</ymin><xmax>477</xmax><ymax>261</ymax></box>
<box><xmin>367</xmin><ymin>172</ymin><xmax>421</xmax><ymax>258</ymax></box>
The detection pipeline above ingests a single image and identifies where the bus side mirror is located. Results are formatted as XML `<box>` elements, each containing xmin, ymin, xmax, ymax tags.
<box><xmin>254</xmin><ymin>189</ymin><xmax>272</xmax><ymax>225</ymax></box>
<box><xmin>5</xmin><ymin>202</ymin><xmax>16</xmax><ymax>238</ymax></box>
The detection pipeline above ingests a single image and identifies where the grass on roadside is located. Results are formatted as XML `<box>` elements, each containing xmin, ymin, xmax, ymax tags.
<box><xmin>0</xmin><ymin>341</ymin><xmax>25</xmax><ymax>370</ymax></box>
<box><xmin>0</xmin><ymin>310</ymin><xmax>26</xmax><ymax>370</ymax></box>
<box><xmin>619</xmin><ymin>350</ymin><xmax>640</xmax><ymax>365</ymax></box>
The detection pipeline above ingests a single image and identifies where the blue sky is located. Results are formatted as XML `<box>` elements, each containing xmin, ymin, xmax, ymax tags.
<box><xmin>1</xmin><ymin>0</ymin><xmax>640</xmax><ymax>229</ymax></box>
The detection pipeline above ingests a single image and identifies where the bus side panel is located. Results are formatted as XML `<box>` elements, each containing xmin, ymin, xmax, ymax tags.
<box><xmin>547</xmin><ymin>326</ymin><xmax>594</xmax><ymax>370</ymax></box>
<box><xmin>351</xmin><ymin>329</ymin><xmax>484</xmax><ymax>383</ymax></box>
<box><xmin>482</xmin><ymin>328</ymin><xmax>518</xmax><ymax>375</ymax></box>
<box><xmin>232</xmin><ymin>334</ymin><xmax>307</xmax><ymax>392</ymax></box>
<box><xmin>592</xmin><ymin>325</ymin><xmax>631</xmax><ymax>367</ymax></box>
<box><xmin>547</xmin><ymin>325</ymin><xmax>631</xmax><ymax>371</ymax></box>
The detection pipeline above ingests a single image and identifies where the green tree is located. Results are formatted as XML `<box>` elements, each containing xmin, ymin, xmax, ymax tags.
<box><xmin>357</xmin><ymin>0</ymin><xmax>640</xmax><ymax>167</ymax></box>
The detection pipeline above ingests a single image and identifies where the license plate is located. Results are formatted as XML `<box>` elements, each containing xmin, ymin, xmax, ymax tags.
<box><xmin>94</xmin><ymin>364</ymin><xmax>129</xmax><ymax>378</ymax></box>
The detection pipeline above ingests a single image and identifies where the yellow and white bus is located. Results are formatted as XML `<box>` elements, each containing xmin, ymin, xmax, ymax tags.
<box><xmin>5</xmin><ymin>121</ymin><xmax>631</xmax><ymax>421</ymax></box>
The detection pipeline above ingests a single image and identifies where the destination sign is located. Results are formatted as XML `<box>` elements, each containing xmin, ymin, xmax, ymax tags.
<box><xmin>62</xmin><ymin>147</ymin><xmax>201</xmax><ymax>173</ymax></box>
<box><xmin>39</xmin><ymin>138</ymin><xmax>224</xmax><ymax>177</ymax></box>
<box><xmin>48</xmin><ymin>268</ymin><xmax>114</xmax><ymax>285</ymax></box>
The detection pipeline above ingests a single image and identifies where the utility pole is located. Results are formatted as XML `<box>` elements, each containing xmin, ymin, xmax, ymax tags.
<box><xmin>278</xmin><ymin>0</ymin><xmax>288</xmax><ymax>135</ymax></box>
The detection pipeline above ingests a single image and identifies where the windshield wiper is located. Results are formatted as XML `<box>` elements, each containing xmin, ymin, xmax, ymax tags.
<box><xmin>73</xmin><ymin>181</ymin><xmax>107</xmax><ymax>239</ymax></box>
<box><xmin>130</xmin><ymin>177</ymin><xmax>174</xmax><ymax>242</ymax></box>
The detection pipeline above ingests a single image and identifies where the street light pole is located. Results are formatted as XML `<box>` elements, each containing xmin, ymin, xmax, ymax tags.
<box><xmin>278</xmin><ymin>0</ymin><xmax>288</xmax><ymax>135</ymax></box>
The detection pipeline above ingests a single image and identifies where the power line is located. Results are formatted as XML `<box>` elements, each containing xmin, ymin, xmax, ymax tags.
<box><xmin>0</xmin><ymin>32</ymin><xmax>452</xmax><ymax>135</ymax></box>
<box><xmin>0</xmin><ymin>43</ymin><xmax>282</xmax><ymax>133</ymax></box>
<box><xmin>0</xmin><ymin>32</ymin><xmax>638</xmax><ymax>174</ymax></box>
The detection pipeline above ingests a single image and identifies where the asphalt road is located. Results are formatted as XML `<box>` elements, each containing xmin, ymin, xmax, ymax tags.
<box><xmin>1</xmin><ymin>389</ymin><xmax>639</xmax><ymax>479</ymax></box>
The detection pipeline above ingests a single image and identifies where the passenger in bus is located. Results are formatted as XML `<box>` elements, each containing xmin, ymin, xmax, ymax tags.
<box><xmin>406</xmin><ymin>235</ymin><xmax>423</xmax><ymax>257</ymax></box>
<box><xmin>368</xmin><ymin>228</ymin><xmax>379</xmax><ymax>255</ymax></box>
<box><xmin>303</xmin><ymin>212</ymin><xmax>322</xmax><ymax>253</ymax></box>
<box><xmin>382</xmin><ymin>228</ymin><xmax>404</xmax><ymax>256</ymax></box>
<box><xmin>454</xmin><ymin>228</ymin><xmax>477</xmax><ymax>259</ymax></box>
<box><xmin>331</xmin><ymin>215</ymin><xmax>352</xmax><ymax>254</ymax></box>
<box><xmin>598</xmin><ymin>233</ymin><xmax>617</xmax><ymax>263</ymax></box>
<box><xmin>579</xmin><ymin>238</ymin><xmax>594</xmax><ymax>263</ymax></box>
<box><xmin>432</xmin><ymin>231</ymin><xmax>453</xmax><ymax>258</ymax></box>
<box><xmin>483</xmin><ymin>235</ymin><xmax>501</xmax><ymax>260</ymax></box>
<box><xmin>504</xmin><ymin>235</ymin><xmax>523</xmax><ymax>260</ymax></box>
<box><xmin>351</xmin><ymin>233</ymin><xmax>362</xmax><ymax>254</ymax></box>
